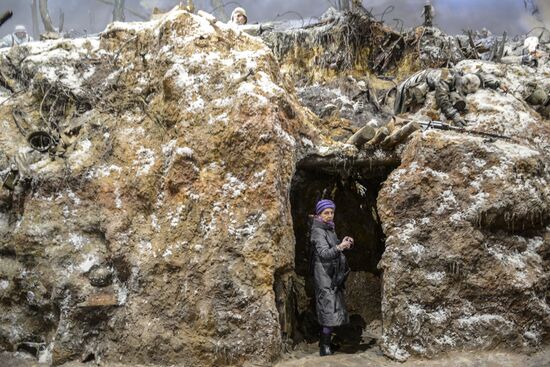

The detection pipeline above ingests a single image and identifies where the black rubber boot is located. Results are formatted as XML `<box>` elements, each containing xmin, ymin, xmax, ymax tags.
<box><xmin>319</xmin><ymin>333</ymin><xmax>333</xmax><ymax>356</ymax></box>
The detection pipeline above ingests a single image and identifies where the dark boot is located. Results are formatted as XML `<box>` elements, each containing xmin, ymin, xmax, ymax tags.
<box><xmin>319</xmin><ymin>333</ymin><xmax>333</xmax><ymax>356</ymax></box>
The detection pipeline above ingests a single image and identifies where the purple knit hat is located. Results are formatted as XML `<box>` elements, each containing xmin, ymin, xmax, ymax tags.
<box><xmin>315</xmin><ymin>199</ymin><xmax>335</xmax><ymax>215</ymax></box>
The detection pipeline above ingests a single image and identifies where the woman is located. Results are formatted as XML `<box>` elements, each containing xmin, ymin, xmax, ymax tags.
<box><xmin>310</xmin><ymin>199</ymin><xmax>353</xmax><ymax>356</ymax></box>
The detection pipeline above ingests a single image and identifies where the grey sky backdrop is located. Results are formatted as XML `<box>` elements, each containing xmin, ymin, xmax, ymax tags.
<box><xmin>0</xmin><ymin>0</ymin><xmax>548</xmax><ymax>37</ymax></box>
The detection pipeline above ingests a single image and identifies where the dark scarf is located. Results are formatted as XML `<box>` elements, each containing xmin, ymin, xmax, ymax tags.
<box><xmin>314</xmin><ymin>215</ymin><xmax>335</xmax><ymax>230</ymax></box>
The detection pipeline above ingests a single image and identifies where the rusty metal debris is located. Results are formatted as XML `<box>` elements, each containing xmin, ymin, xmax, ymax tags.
<box><xmin>27</xmin><ymin>131</ymin><xmax>56</xmax><ymax>153</ymax></box>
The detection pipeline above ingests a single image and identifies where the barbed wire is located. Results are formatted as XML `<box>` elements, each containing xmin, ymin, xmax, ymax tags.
<box><xmin>210</xmin><ymin>1</ymin><xmax>244</xmax><ymax>16</ymax></box>
<box><xmin>272</xmin><ymin>11</ymin><xmax>305</xmax><ymax>28</ymax></box>
<box><xmin>393</xmin><ymin>18</ymin><xmax>404</xmax><ymax>34</ymax></box>
<box><xmin>375</xmin><ymin>5</ymin><xmax>394</xmax><ymax>22</ymax></box>
<box><xmin>526</xmin><ymin>26</ymin><xmax>550</xmax><ymax>44</ymax></box>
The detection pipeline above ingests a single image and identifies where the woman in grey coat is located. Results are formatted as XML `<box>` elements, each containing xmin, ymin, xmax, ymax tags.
<box><xmin>310</xmin><ymin>199</ymin><xmax>353</xmax><ymax>356</ymax></box>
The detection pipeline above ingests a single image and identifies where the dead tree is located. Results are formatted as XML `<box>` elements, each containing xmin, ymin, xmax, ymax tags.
<box><xmin>210</xmin><ymin>0</ymin><xmax>228</xmax><ymax>21</ymax></box>
<box><xmin>338</xmin><ymin>0</ymin><xmax>351</xmax><ymax>11</ymax></box>
<box><xmin>31</xmin><ymin>1</ymin><xmax>40</xmax><ymax>38</ymax></box>
<box><xmin>38</xmin><ymin>0</ymin><xmax>56</xmax><ymax>32</ymax></box>
<box><xmin>423</xmin><ymin>3</ymin><xmax>434</xmax><ymax>27</ymax></box>
<box><xmin>94</xmin><ymin>0</ymin><xmax>148</xmax><ymax>20</ymax></box>
<box><xmin>351</xmin><ymin>0</ymin><xmax>362</xmax><ymax>10</ymax></box>
<box><xmin>58</xmin><ymin>8</ymin><xmax>64</xmax><ymax>32</ymax></box>
<box><xmin>113</xmin><ymin>0</ymin><xmax>125</xmax><ymax>22</ymax></box>
<box><xmin>0</xmin><ymin>11</ymin><xmax>13</xmax><ymax>29</ymax></box>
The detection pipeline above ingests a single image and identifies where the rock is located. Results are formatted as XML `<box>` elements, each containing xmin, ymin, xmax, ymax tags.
<box><xmin>320</xmin><ymin>103</ymin><xmax>338</xmax><ymax>118</ymax></box>
<box><xmin>377</xmin><ymin>60</ymin><xmax>550</xmax><ymax>361</ymax></box>
<box><xmin>86</xmin><ymin>265</ymin><xmax>113</xmax><ymax>287</ymax></box>
<box><xmin>0</xmin><ymin>8</ymin><xmax>318</xmax><ymax>367</ymax></box>
<box><xmin>0</xmin><ymin>6</ymin><xmax>548</xmax><ymax>367</ymax></box>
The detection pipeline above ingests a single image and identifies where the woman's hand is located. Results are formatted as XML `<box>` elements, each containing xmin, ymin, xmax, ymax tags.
<box><xmin>338</xmin><ymin>237</ymin><xmax>354</xmax><ymax>251</ymax></box>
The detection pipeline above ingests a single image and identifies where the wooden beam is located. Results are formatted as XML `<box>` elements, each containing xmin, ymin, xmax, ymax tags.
<box><xmin>297</xmin><ymin>152</ymin><xmax>400</xmax><ymax>177</ymax></box>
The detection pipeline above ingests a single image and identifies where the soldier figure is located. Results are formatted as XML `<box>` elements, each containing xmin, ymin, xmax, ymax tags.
<box><xmin>230</xmin><ymin>7</ymin><xmax>248</xmax><ymax>25</ymax></box>
<box><xmin>521</xmin><ymin>81</ymin><xmax>550</xmax><ymax>118</ymax></box>
<box><xmin>0</xmin><ymin>25</ymin><xmax>33</xmax><ymax>48</ymax></box>
<box><xmin>423</xmin><ymin>1</ymin><xmax>434</xmax><ymax>27</ymax></box>
<box><xmin>390</xmin><ymin>68</ymin><xmax>506</xmax><ymax>126</ymax></box>
<box><xmin>501</xmin><ymin>36</ymin><xmax>542</xmax><ymax>66</ymax></box>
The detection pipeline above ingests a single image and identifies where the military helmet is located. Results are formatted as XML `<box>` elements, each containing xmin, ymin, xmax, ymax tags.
<box><xmin>231</xmin><ymin>7</ymin><xmax>247</xmax><ymax>24</ymax></box>
<box><xmin>458</xmin><ymin>74</ymin><xmax>481</xmax><ymax>95</ymax></box>
<box><xmin>525</xmin><ymin>87</ymin><xmax>548</xmax><ymax>106</ymax></box>
<box><xmin>524</xmin><ymin>36</ymin><xmax>539</xmax><ymax>54</ymax></box>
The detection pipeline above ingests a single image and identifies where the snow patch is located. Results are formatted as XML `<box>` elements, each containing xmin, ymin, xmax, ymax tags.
<box><xmin>435</xmin><ymin>189</ymin><xmax>458</xmax><ymax>215</ymax></box>
<box><xmin>222</xmin><ymin>173</ymin><xmax>247</xmax><ymax>198</ymax></box>
<box><xmin>138</xmin><ymin>241</ymin><xmax>153</xmax><ymax>255</ymax></box>
<box><xmin>68</xmin><ymin>233</ymin><xmax>88</xmax><ymax>249</ymax></box>
<box><xmin>175</xmin><ymin>147</ymin><xmax>194</xmax><ymax>157</ymax></box>
<box><xmin>457</xmin><ymin>314</ymin><xmax>511</xmax><ymax>327</ymax></box>
<box><xmin>425</xmin><ymin>271</ymin><xmax>445</xmax><ymax>284</ymax></box>
<box><xmin>114</xmin><ymin>187</ymin><xmax>122</xmax><ymax>209</ymax></box>
<box><xmin>79</xmin><ymin>254</ymin><xmax>98</xmax><ymax>273</ymax></box>
<box><xmin>133</xmin><ymin>147</ymin><xmax>156</xmax><ymax>176</ymax></box>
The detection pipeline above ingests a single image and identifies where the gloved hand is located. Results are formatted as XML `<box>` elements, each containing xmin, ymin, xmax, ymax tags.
<box><xmin>522</xmin><ymin>54</ymin><xmax>538</xmax><ymax>67</ymax></box>
<box><xmin>452</xmin><ymin>115</ymin><xmax>467</xmax><ymax>127</ymax></box>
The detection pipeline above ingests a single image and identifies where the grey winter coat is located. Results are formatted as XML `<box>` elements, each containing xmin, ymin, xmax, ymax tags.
<box><xmin>310</xmin><ymin>219</ymin><xmax>349</xmax><ymax>327</ymax></box>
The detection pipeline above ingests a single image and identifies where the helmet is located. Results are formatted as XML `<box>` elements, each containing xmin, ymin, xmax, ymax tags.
<box><xmin>14</xmin><ymin>25</ymin><xmax>26</xmax><ymax>33</ymax></box>
<box><xmin>524</xmin><ymin>36</ymin><xmax>539</xmax><ymax>54</ymax></box>
<box><xmin>458</xmin><ymin>74</ymin><xmax>481</xmax><ymax>95</ymax></box>
<box><xmin>231</xmin><ymin>7</ymin><xmax>247</xmax><ymax>24</ymax></box>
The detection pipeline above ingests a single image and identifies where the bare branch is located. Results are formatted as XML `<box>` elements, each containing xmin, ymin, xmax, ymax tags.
<box><xmin>94</xmin><ymin>0</ymin><xmax>148</xmax><ymax>21</ymax></box>
<box><xmin>0</xmin><ymin>11</ymin><xmax>13</xmax><ymax>28</ymax></box>
<box><xmin>31</xmin><ymin>1</ymin><xmax>40</xmax><ymax>38</ymax></box>
<box><xmin>210</xmin><ymin>0</ymin><xmax>228</xmax><ymax>22</ymax></box>
<box><xmin>113</xmin><ymin>0</ymin><xmax>125</xmax><ymax>22</ymax></box>
<box><xmin>58</xmin><ymin>8</ymin><xmax>64</xmax><ymax>32</ymax></box>
<box><xmin>39</xmin><ymin>0</ymin><xmax>56</xmax><ymax>32</ymax></box>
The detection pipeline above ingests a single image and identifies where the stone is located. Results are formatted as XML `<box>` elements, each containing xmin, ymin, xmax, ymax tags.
<box><xmin>377</xmin><ymin>60</ymin><xmax>549</xmax><ymax>361</ymax></box>
<box><xmin>0</xmin><ymin>7</ymin><xmax>319</xmax><ymax>367</ymax></box>
<box><xmin>86</xmin><ymin>265</ymin><xmax>113</xmax><ymax>288</ymax></box>
<box><xmin>0</xmin><ymin>7</ymin><xmax>548</xmax><ymax>367</ymax></box>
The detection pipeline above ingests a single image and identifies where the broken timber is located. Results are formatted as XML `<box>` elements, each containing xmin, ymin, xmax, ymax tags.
<box><xmin>297</xmin><ymin>151</ymin><xmax>400</xmax><ymax>177</ymax></box>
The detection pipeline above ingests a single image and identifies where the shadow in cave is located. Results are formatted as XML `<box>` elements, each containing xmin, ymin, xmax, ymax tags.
<box><xmin>284</xmin><ymin>165</ymin><xmax>388</xmax><ymax>354</ymax></box>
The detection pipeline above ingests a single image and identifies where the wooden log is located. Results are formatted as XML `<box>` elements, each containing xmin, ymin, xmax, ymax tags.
<box><xmin>297</xmin><ymin>153</ymin><xmax>400</xmax><ymax>176</ymax></box>
<box><xmin>367</xmin><ymin>127</ymin><xmax>389</xmax><ymax>146</ymax></box>
<box><xmin>346</xmin><ymin>124</ymin><xmax>375</xmax><ymax>147</ymax></box>
<box><xmin>380</xmin><ymin>121</ymin><xmax>420</xmax><ymax>148</ymax></box>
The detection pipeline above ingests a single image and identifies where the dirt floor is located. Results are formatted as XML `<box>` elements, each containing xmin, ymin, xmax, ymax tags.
<box><xmin>273</xmin><ymin>345</ymin><xmax>550</xmax><ymax>367</ymax></box>
<box><xmin>2</xmin><ymin>346</ymin><xmax>550</xmax><ymax>367</ymax></box>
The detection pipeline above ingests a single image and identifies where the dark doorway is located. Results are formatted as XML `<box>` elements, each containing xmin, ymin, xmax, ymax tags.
<box><xmin>285</xmin><ymin>164</ymin><xmax>389</xmax><ymax>353</ymax></box>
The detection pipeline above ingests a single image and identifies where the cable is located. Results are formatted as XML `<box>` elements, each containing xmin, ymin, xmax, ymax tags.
<box><xmin>273</xmin><ymin>11</ymin><xmax>305</xmax><ymax>28</ymax></box>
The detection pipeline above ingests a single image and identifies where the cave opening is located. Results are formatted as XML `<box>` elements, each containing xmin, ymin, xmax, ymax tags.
<box><xmin>279</xmin><ymin>157</ymin><xmax>393</xmax><ymax>354</ymax></box>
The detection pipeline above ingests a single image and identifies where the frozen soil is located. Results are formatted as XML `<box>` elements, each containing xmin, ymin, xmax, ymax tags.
<box><xmin>2</xmin><ymin>347</ymin><xmax>550</xmax><ymax>367</ymax></box>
